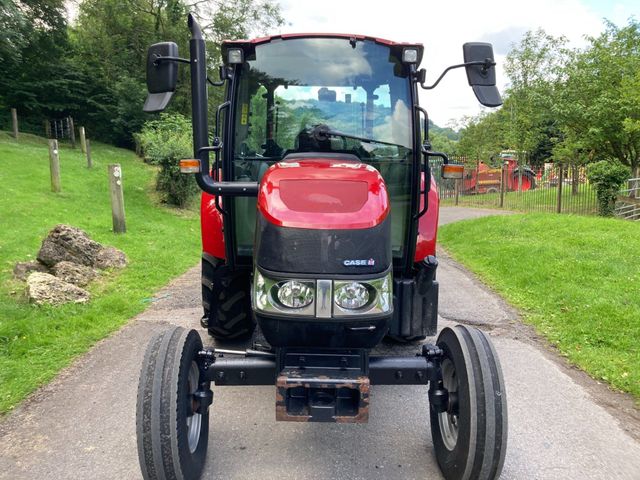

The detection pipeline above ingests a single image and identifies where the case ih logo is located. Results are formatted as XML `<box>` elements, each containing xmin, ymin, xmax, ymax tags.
<box><xmin>343</xmin><ymin>258</ymin><xmax>375</xmax><ymax>267</ymax></box>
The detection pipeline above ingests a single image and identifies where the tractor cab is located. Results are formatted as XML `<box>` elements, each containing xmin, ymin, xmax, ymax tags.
<box><xmin>137</xmin><ymin>14</ymin><xmax>508</xmax><ymax>480</ymax></box>
<box><xmin>227</xmin><ymin>36</ymin><xmax>418</xmax><ymax>268</ymax></box>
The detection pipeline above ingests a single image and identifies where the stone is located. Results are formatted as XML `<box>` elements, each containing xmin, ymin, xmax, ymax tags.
<box><xmin>95</xmin><ymin>246</ymin><xmax>128</xmax><ymax>269</ymax></box>
<box><xmin>13</xmin><ymin>261</ymin><xmax>49</xmax><ymax>281</ymax></box>
<box><xmin>37</xmin><ymin>225</ymin><xmax>103</xmax><ymax>267</ymax></box>
<box><xmin>52</xmin><ymin>261</ymin><xmax>97</xmax><ymax>287</ymax></box>
<box><xmin>26</xmin><ymin>272</ymin><xmax>90</xmax><ymax>305</ymax></box>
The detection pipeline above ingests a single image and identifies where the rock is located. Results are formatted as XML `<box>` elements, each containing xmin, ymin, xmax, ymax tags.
<box><xmin>52</xmin><ymin>261</ymin><xmax>97</xmax><ymax>287</ymax></box>
<box><xmin>37</xmin><ymin>225</ymin><xmax>103</xmax><ymax>267</ymax></box>
<box><xmin>13</xmin><ymin>261</ymin><xmax>49</xmax><ymax>281</ymax></box>
<box><xmin>26</xmin><ymin>272</ymin><xmax>90</xmax><ymax>305</ymax></box>
<box><xmin>95</xmin><ymin>246</ymin><xmax>128</xmax><ymax>269</ymax></box>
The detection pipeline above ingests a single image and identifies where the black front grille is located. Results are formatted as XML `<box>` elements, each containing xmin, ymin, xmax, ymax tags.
<box><xmin>255</xmin><ymin>214</ymin><xmax>391</xmax><ymax>275</ymax></box>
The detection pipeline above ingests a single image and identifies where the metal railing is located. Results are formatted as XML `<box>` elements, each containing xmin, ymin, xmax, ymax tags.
<box><xmin>430</xmin><ymin>158</ymin><xmax>598</xmax><ymax>215</ymax></box>
<box><xmin>615</xmin><ymin>178</ymin><xmax>640</xmax><ymax>221</ymax></box>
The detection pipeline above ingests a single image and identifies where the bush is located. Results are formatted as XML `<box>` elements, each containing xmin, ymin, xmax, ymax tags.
<box><xmin>586</xmin><ymin>160</ymin><xmax>630</xmax><ymax>216</ymax></box>
<box><xmin>136</xmin><ymin>113</ymin><xmax>198</xmax><ymax>208</ymax></box>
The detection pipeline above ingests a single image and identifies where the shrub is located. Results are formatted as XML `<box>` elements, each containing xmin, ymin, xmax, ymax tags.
<box><xmin>586</xmin><ymin>160</ymin><xmax>630</xmax><ymax>216</ymax></box>
<box><xmin>136</xmin><ymin>113</ymin><xmax>198</xmax><ymax>208</ymax></box>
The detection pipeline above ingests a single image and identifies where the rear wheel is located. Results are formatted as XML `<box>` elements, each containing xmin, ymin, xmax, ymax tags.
<box><xmin>136</xmin><ymin>326</ymin><xmax>211</xmax><ymax>480</ymax></box>
<box><xmin>201</xmin><ymin>256</ymin><xmax>255</xmax><ymax>341</ymax></box>
<box><xmin>429</xmin><ymin>325</ymin><xmax>508</xmax><ymax>480</ymax></box>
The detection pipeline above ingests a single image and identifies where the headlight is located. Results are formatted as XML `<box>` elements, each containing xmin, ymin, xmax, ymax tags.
<box><xmin>254</xmin><ymin>271</ymin><xmax>269</xmax><ymax>310</ymax></box>
<box><xmin>334</xmin><ymin>282</ymin><xmax>370</xmax><ymax>310</ymax></box>
<box><xmin>276</xmin><ymin>280</ymin><xmax>314</xmax><ymax>308</ymax></box>
<box><xmin>253</xmin><ymin>269</ymin><xmax>391</xmax><ymax>317</ymax></box>
<box><xmin>333</xmin><ymin>273</ymin><xmax>392</xmax><ymax>316</ymax></box>
<box><xmin>253</xmin><ymin>271</ymin><xmax>315</xmax><ymax>316</ymax></box>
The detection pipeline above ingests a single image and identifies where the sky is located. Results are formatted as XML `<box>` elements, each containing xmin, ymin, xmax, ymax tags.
<box><xmin>276</xmin><ymin>0</ymin><xmax>638</xmax><ymax>127</ymax></box>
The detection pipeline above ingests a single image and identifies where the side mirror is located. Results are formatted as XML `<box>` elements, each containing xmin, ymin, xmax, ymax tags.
<box><xmin>143</xmin><ymin>42</ymin><xmax>179</xmax><ymax>113</ymax></box>
<box><xmin>463</xmin><ymin>42</ymin><xmax>502</xmax><ymax>107</ymax></box>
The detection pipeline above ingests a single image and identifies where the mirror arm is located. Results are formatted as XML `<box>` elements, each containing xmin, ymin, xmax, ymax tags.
<box><xmin>153</xmin><ymin>55</ymin><xmax>190</xmax><ymax>66</ymax></box>
<box><xmin>419</xmin><ymin>59</ymin><xmax>495</xmax><ymax>90</ymax></box>
<box><xmin>207</xmin><ymin>77</ymin><xmax>225</xmax><ymax>87</ymax></box>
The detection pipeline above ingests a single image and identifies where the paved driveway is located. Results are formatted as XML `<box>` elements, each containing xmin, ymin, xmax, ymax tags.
<box><xmin>1</xmin><ymin>207</ymin><xmax>639</xmax><ymax>479</ymax></box>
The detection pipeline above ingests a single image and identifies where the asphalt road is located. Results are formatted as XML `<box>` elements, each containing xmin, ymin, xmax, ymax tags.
<box><xmin>1</xmin><ymin>207</ymin><xmax>639</xmax><ymax>479</ymax></box>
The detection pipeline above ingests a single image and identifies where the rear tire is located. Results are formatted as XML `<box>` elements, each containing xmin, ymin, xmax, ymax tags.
<box><xmin>136</xmin><ymin>326</ymin><xmax>211</xmax><ymax>480</ymax></box>
<box><xmin>429</xmin><ymin>325</ymin><xmax>508</xmax><ymax>480</ymax></box>
<box><xmin>202</xmin><ymin>256</ymin><xmax>255</xmax><ymax>341</ymax></box>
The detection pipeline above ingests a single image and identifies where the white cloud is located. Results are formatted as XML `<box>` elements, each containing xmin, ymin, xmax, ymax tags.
<box><xmin>276</xmin><ymin>0</ymin><xmax>611</xmax><ymax>126</ymax></box>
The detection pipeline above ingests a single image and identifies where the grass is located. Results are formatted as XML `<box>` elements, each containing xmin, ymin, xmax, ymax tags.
<box><xmin>0</xmin><ymin>131</ymin><xmax>200</xmax><ymax>414</ymax></box>
<box><xmin>440</xmin><ymin>184</ymin><xmax>598</xmax><ymax>215</ymax></box>
<box><xmin>439</xmin><ymin>213</ymin><xmax>640</xmax><ymax>401</ymax></box>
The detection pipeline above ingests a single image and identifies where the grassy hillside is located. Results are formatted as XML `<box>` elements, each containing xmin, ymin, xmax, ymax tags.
<box><xmin>0</xmin><ymin>132</ymin><xmax>200</xmax><ymax>413</ymax></box>
<box><xmin>439</xmin><ymin>213</ymin><xmax>640</xmax><ymax>401</ymax></box>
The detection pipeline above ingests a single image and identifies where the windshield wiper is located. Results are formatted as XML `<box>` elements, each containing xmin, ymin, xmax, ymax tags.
<box><xmin>310</xmin><ymin>124</ymin><xmax>404</xmax><ymax>149</ymax></box>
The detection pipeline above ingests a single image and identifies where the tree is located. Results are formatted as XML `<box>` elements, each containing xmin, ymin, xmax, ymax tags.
<box><xmin>70</xmin><ymin>0</ymin><xmax>284</xmax><ymax>146</ymax></box>
<box><xmin>503</xmin><ymin>29</ymin><xmax>569</xmax><ymax>165</ymax></box>
<box><xmin>0</xmin><ymin>0</ymin><xmax>81</xmax><ymax>131</ymax></box>
<box><xmin>553</xmin><ymin>20</ymin><xmax>640</xmax><ymax>178</ymax></box>
<box><xmin>456</xmin><ymin>110</ymin><xmax>508</xmax><ymax>163</ymax></box>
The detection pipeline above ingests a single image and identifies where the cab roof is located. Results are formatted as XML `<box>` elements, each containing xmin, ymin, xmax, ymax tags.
<box><xmin>221</xmin><ymin>33</ymin><xmax>424</xmax><ymax>65</ymax></box>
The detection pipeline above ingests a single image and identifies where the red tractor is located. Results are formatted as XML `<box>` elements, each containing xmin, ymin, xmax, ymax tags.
<box><xmin>138</xmin><ymin>13</ymin><xmax>507</xmax><ymax>480</ymax></box>
<box><xmin>462</xmin><ymin>151</ymin><xmax>536</xmax><ymax>194</ymax></box>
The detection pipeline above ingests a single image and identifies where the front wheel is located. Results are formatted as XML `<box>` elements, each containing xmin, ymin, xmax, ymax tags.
<box><xmin>136</xmin><ymin>326</ymin><xmax>211</xmax><ymax>480</ymax></box>
<box><xmin>430</xmin><ymin>325</ymin><xmax>508</xmax><ymax>480</ymax></box>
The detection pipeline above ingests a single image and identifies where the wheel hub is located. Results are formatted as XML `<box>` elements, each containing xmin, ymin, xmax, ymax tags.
<box><xmin>186</xmin><ymin>361</ymin><xmax>202</xmax><ymax>454</ymax></box>
<box><xmin>438</xmin><ymin>358</ymin><xmax>459</xmax><ymax>451</ymax></box>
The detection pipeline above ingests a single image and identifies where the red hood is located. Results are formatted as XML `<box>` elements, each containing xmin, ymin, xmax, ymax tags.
<box><xmin>257</xmin><ymin>158</ymin><xmax>390</xmax><ymax>230</ymax></box>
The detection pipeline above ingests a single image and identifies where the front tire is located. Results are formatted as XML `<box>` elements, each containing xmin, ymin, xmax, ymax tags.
<box><xmin>430</xmin><ymin>325</ymin><xmax>508</xmax><ymax>480</ymax></box>
<box><xmin>136</xmin><ymin>326</ymin><xmax>211</xmax><ymax>480</ymax></box>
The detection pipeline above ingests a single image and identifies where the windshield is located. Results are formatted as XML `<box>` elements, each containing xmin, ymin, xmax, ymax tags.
<box><xmin>232</xmin><ymin>37</ymin><xmax>414</xmax><ymax>260</ymax></box>
<box><xmin>234</xmin><ymin>37</ymin><xmax>413</xmax><ymax>160</ymax></box>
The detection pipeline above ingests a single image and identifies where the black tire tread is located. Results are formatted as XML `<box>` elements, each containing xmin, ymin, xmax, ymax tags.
<box><xmin>136</xmin><ymin>326</ymin><xmax>210</xmax><ymax>480</ymax></box>
<box><xmin>202</xmin><ymin>257</ymin><xmax>255</xmax><ymax>341</ymax></box>
<box><xmin>136</xmin><ymin>329</ymin><xmax>168</xmax><ymax>480</ymax></box>
<box><xmin>430</xmin><ymin>325</ymin><xmax>507</xmax><ymax>480</ymax></box>
<box><xmin>477</xmin><ymin>329</ymin><xmax>508</xmax><ymax>479</ymax></box>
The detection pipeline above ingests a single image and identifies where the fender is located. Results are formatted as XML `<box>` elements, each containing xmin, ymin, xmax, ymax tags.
<box><xmin>201</xmin><ymin>192</ymin><xmax>225</xmax><ymax>259</ymax></box>
<box><xmin>414</xmin><ymin>174</ymin><xmax>439</xmax><ymax>261</ymax></box>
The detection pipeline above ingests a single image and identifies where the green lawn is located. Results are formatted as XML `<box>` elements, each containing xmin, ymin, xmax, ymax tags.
<box><xmin>439</xmin><ymin>213</ymin><xmax>640</xmax><ymax>401</ymax></box>
<box><xmin>0</xmin><ymin>132</ymin><xmax>200</xmax><ymax>414</ymax></box>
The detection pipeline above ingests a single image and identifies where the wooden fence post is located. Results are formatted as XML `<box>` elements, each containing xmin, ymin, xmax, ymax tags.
<box><xmin>79</xmin><ymin>126</ymin><xmax>87</xmax><ymax>154</ymax></box>
<box><xmin>11</xmin><ymin>108</ymin><xmax>19</xmax><ymax>139</ymax></box>
<box><xmin>108</xmin><ymin>164</ymin><xmax>126</xmax><ymax>233</ymax></box>
<box><xmin>556</xmin><ymin>163</ymin><xmax>564</xmax><ymax>214</ymax></box>
<box><xmin>44</xmin><ymin>120</ymin><xmax>51</xmax><ymax>138</ymax></box>
<box><xmin>499</xmin><ymin>162</ymin><xmax>506</xmax><ymax>208</ymax></box>
<box><xmin>68</xmin><ymin>116</ymin><xmax>76</xmax><ymax>148</ymax></box>
<box><xmin>86</xmin><ymin>139</ymin><xmax>93</xmax><ymax>168</ymax></box>
<box><xmin>49</xmin><ymin>139</ymin><xmax>61</xmax><ymax>193</ymax></box>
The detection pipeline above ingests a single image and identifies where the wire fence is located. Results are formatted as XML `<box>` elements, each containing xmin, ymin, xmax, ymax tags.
<box><xmin>430</xmin><ymin>157</ymin><xmax>598</xmax><ymax>216</ymax></box>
